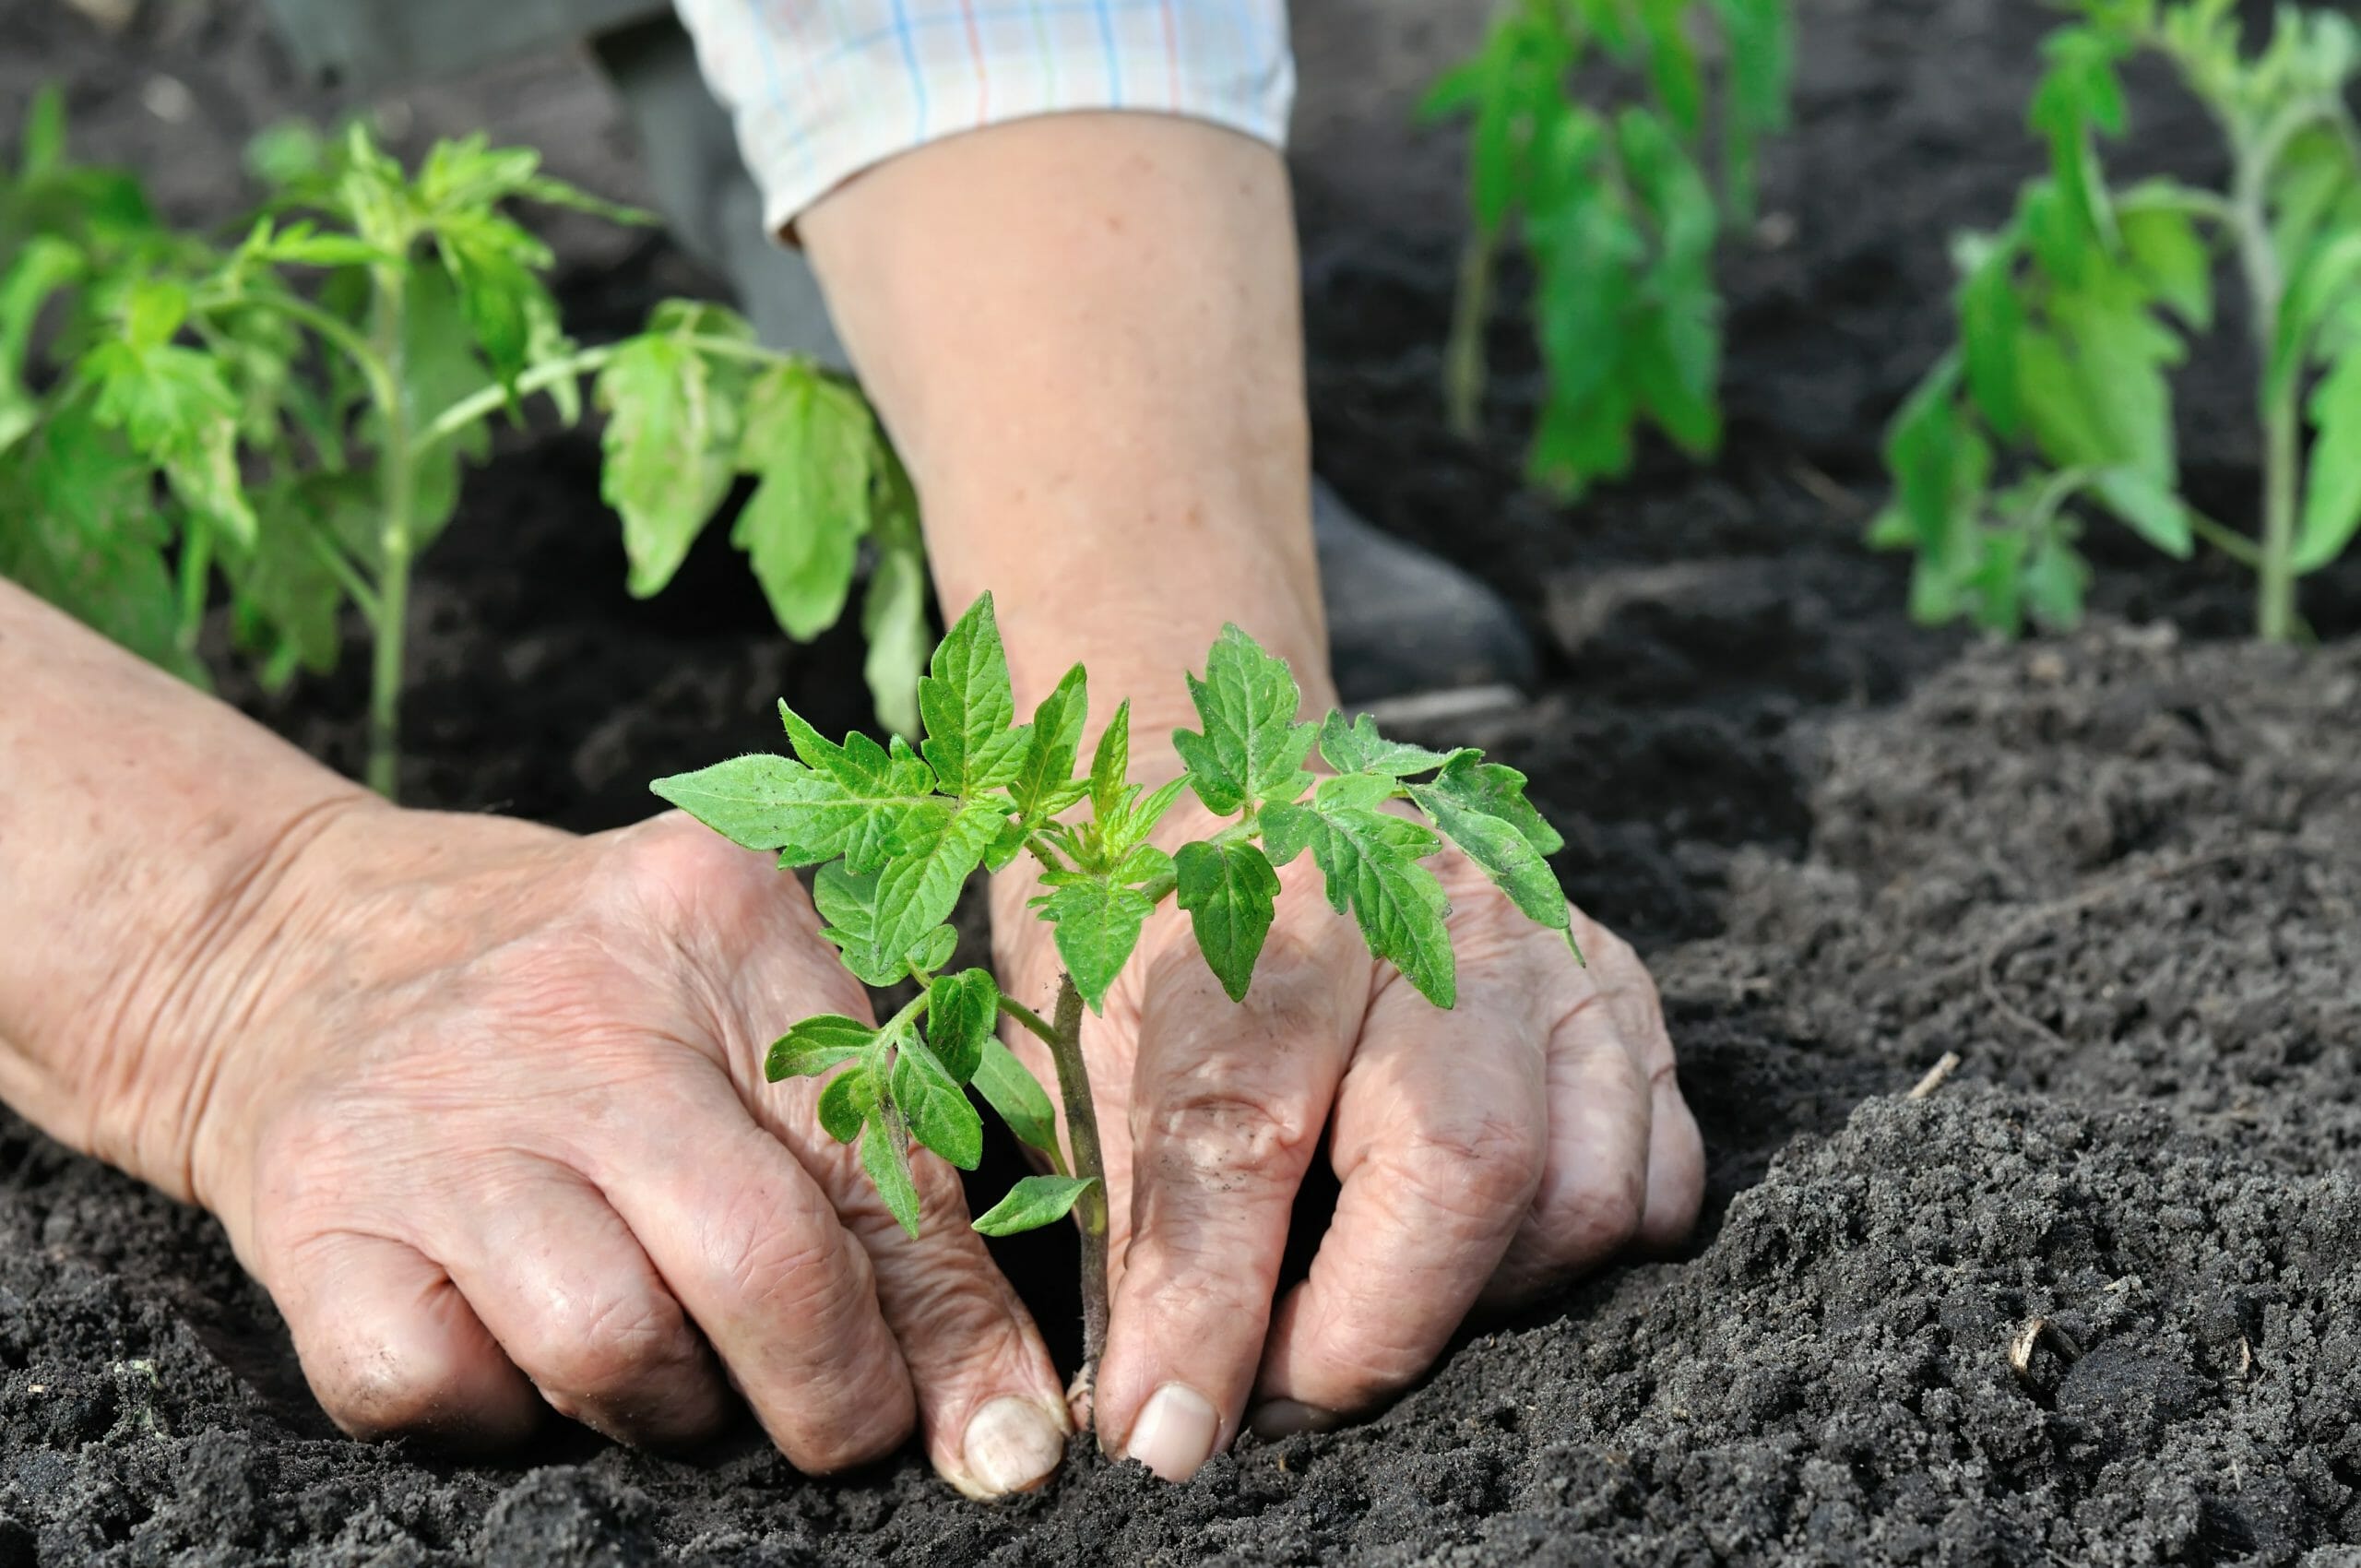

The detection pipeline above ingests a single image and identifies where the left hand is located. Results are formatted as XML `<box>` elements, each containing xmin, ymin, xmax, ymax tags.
<box><xmin>987</xmin><ymin>792</ymin><xmax>1703</xmax><ymax>1482</ymax></box>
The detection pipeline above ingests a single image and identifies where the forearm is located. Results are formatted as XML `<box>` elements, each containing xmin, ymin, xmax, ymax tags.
<box><xmin>0</xmin><ymin>578</ymin><xmax>372</xmax><ymax>1197</ymax></box>
<box><xmin>798</xmin><ymin>115</ymin><xmax>1334</xmax><ymax>746</ymax></box>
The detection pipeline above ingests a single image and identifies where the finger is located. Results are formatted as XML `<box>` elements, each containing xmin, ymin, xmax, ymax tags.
<box><xmin>1477</xmin><ymin>985</ymin><xmax>1653</xmax><ymax>1307</ymax></box>
<box><xmin>1487</xmin><ymin>924</ymin><xmax>1686</xmax><ymax>1297</ymax></box>
<box><xmin>1096</xmin><ymin>929</ymin><xmax>1362</xmax><ymax>1483</ymax></box>
<box><xmin>437</xmin><ymin>1157</ymin><xmax>730</xmax><ymax>1448</ymax></box>
<box><xmin>1640</xmin><ymin>1067</ymin><xmax>1706</xmax><ymax>1251</ymax></box>
<box><xmin>806</xmin><ymin>1124</ymin><xmax>1072</xmax><ymax>1499</ymax></box>
<box><xmin>1248</xmin><ymin>972</ymin><xmax>1548</xmax><ymax>1433</ymax></box>
<box><xmin>595</xmin><ymin>1081</ymin><xmax>917</xmax><ymax>1474</ymax></box>
<box><xmin>275</xmin><ymin>1230</ymin><xmax>541</xmax><ymax>1451</ymax></box>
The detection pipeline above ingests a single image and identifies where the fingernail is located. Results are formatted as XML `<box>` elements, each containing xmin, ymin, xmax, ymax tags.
<box><xmin>1247</xmin><ymin>1398</ymin><xmax>1342</xmax><ymax>1439</ymax></box>
<box><xmin>961</xmin><ymin>1397</ymin><xmax>1067</xmax><ymax>1496</ymax></box>
<box><xmin>1123</xmin><ymin>1383</ymin><xmax>1220</xmax><ymax>1482</ymax></box>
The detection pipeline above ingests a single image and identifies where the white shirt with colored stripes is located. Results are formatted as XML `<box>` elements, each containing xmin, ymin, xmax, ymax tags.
<box><xmin>671</xmin><ymin>0</ymin><xmax>1295</xmax><ymax>232</ymax></box>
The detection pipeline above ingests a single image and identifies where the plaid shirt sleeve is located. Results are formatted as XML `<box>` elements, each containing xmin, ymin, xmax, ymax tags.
<box><xmin>670</xmin><ymin>0</ymin><xmax>1294</xmax><ymax>233</ymax></box>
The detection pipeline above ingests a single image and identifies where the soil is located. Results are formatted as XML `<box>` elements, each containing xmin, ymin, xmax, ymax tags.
<box><xmin>4</xmin><ymin>0</ymin><xmax>2359</xmax><ymax>1562</ymax></box>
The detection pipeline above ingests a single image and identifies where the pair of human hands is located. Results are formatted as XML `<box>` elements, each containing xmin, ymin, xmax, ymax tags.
<box><xmin>191</xmin><ymin>795</ymin><xmax>1700</xmax><ymax>1497</ymax></box>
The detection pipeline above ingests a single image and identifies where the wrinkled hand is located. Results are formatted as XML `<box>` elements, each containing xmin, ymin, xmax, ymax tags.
<box><xmin>990</xmin><ymin>794</ymin><xmax>1703</xmax><ymax>1482</ymax></box>
<box><xmin>187</xmin><ymin>807</ymin><xmax>1069</xmax><ymax>1498</ymax></box>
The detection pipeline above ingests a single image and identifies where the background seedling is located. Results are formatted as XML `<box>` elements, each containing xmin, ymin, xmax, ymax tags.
<box><xmin>1878</xmin><ymin>0</ymin><xmax>2361</xmax><ymax>642</ymax></box>
<box><xmin>0</xmin><ymin>101</ymin><xmax>928</xmax><ymax>796</ymax></box>
<box><xmin>653</xmin><ymin>595</ymin><xmax>1582</xmax><ymax>1397</ymax></box>
<box><xmin>1423</xmin><ymin>0</ymin><xmax>1793</xmax><ymax>498</ymax></box>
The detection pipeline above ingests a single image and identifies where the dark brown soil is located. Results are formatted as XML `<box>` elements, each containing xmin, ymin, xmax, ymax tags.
<box><xmin>4</xmin><ymin>0</ymin><xmax>2358</xmax><ymax>1563</ymax></box>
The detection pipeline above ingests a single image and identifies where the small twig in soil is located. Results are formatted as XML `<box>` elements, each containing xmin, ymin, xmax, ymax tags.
<box><xmin>1904</xmin><ymin>1051</ymin><xmax>1963</xmax><ymax>1100</ymax></box>
<box><xmin>2008</xmin><ymin>1316</ymin><xmax>2083</xmax><ymax>1391</ymax></box>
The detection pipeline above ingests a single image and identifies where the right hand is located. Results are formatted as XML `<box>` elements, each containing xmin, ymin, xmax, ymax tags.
<box><xmin>172</xmin><ymin>805</ymin><xmax>1069</xmax><ymax>1498</ymax></box>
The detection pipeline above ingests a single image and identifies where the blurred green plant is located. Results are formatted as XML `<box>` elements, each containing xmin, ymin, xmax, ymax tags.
<box><xmin>1878</xmin><ymin>0</ymin><xmax>2361</xmax><ymax>643</ymax></box>
<box><xmin>0</xmin><ymin>98</ymin><xmax>927</xmax><ymax>798</ymax></box>
<box><xmin>1422</xmin><ymin>0</ymin><xmax>1794</xmax><ymax>498</ymax></box>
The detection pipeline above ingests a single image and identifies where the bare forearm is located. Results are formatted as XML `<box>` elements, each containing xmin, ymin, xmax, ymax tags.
<box><xmin>799</xmin><ymin>114</ymin><xmax>1335</xmax><ymax>740</ymax></box>
<box><xmin>0</xmin><ymin>578</ymin><xmax>371</xmax><ymax>1194</ymax></box>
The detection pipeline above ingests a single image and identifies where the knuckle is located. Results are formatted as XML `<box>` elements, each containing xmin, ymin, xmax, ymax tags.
<box><xmin>1531</xmin><ymin>1160</ymin><xmax>1648</xmax><ymax>1271</ymax></box>
<box><xmin>1391</xmin><ymin>1106</ymin><xmax>1548</xmax><ymax>1229</ymax></box>
<box><xmin>793</xmin><ymin>1396</ymin><xmax>916</xmax><ymax>1474</ymax></box>
<box><xmin>314</xmin><ymin>1336</ymin><xmax>478</xmax><ymax>1442</ymax></box>
<box><xmin>1142</xmin><ymin>1078</ymin><xmax>1320</xmax><ymax>1182</ymax></box>
<box><xmin>710</xmin><ymin>1218</ymin><xmax>867</xmax><ymax>1324</ymax></box>
<box><xmin>512</xmin><ymin>1287</ymin><xmax>698</xmax><ymax>1400</ymax></box>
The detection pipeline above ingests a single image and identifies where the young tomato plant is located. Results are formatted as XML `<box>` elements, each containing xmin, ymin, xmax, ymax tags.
<box><xmin>1878</xmin><ymin>0</ymin><xmax>2361</xmax><ymax>642</ymax></box>
<box><xmin>652</xmin><ymin>594</ymin><xmax>1580</xmax><ymax>1391</ymax></box>
<box><xmin>0</xmin><ymin>108</ymin><xmax>929</xmax><ymax>796</ymax></box>
<box><xmin>1422</xmin><ymin>0</ymin><xmax>1793</xmax><ymax>498</ymax></box>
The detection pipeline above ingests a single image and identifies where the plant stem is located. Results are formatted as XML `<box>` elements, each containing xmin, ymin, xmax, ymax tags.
<box><xmin>174</xmin><ymin>517</ymin><xmax>212</xmax><ymax>656</ymax></box>
<box><xmin>411</xmin><ymin>332</ymin><xmax>789</xmax><ymax>452</ymax></box>
<box><xmin>1443</xmin><ymin>226</ymin><xmax>1498</xmax><ymax>441</ymax></box>
<box><xmin>367</xmin><ymin>263</ymin><xmax>413</xmax><ymax>800</ymax></box>
<box><xmin>2259</xmin><ymin>381</ymin><xmax>2300</xmax><ymax>642</ymax></box>
<box><xmin>1029</xmin><ymin>974</ymin><xmax>1110</xmax><ymax>1406</ymax></box>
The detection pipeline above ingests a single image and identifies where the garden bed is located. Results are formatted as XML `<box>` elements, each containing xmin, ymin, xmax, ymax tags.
<box><xmin>3</xmin><ymin>0</ymin><xmax>2356</xmax><ymax>1562</ymax></box>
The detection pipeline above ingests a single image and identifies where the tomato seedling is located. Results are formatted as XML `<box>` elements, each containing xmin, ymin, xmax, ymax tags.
<box><xmin>1878</xmin><ymin>0</ymin><xmax>2361</xmax><ymax>642</ymax></box>
<box><xmin>1422</xmin><ymin>0</ymin><xmax>1793</xmax><ymax>498</ymax></box>
<box><xmin>653</xmin><ymin>595</ymin><xmax>1581</xmax><ymax>1390</ymax></box>
<box><xmin>0</xmin><ymin>102</ymin><xmax>928</xmax><ymax>796</ymax></box>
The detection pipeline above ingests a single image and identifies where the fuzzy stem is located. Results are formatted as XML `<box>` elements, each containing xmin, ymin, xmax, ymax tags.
<box><xmin>1036</xmin><ymin>972</ymin><xmax>1110</xmax><ymax>1407</ymax></box>
<box><xmin>1442</xmin><ymin>226</ymin><xmax>1498</xmax><ymax>441</ymax></box>
<box><xmin>2259</xmin><ymin>385</ymin><xmax>2300</xmax><ymax>642</ymax></box>
<box><xmin>2225</xmin><ymin>113</ymin><xmax>2299</xmax><ymax>641</ymax></box>
<box><xmin>366</xmin><ymin>262</ymin><xmax>413</xmax><ymax>800</ymax></box>
<box><xmin>174</xmin><ymin>517</ymin><xmax>212</xmax><ymax>656</ymax></box>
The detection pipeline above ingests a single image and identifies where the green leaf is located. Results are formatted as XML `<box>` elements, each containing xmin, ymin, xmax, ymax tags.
<box><xmin>1299</xmin><ymin>804</ymin><xmax>1456</xmax><ymax>1008</ymax></box>
<box><xmin>971</xmin><ymin>1038</ymin><xmax>1059</xmax><ymax>1156</ymax></box>
<box><xmin>1172</xmin><ymin>624</ymin><xmax>1316</xmax><ymax>814</ymax></box>
<box><xmin>813</xmin><ymin>801</ymin><xmax>1002</xmax><ymax>986</ymax></box>
<box><xmin>8</xmin><ymin>408</ymin><xmax>192</xmax><ymax>678</ymax></box>
<box><xmin>2023</xmin><ymin>532</ymin><xmax>2091</xmax><ymax>630</ymax></box>
<box><xmin>1102</xmin><ymin>780</ymin><xmax>1188</xmax><ymax>864</ymax></box>
<box><xmin>1408</xmin><ymin>771</ymin><xmax>1572</xmax><ymax>941</ymax></box>
<box><xmin>919</xmin><ymin>592</ymin><xmax>1027</xmax><ymax>794</ymax></box>
<box><xmin>924</xmin><ymin>968</ymin><xmax>1000</xmax><ymax>1084</ymax></box>
<box><xmin>973</xmin><ymin>1175</ymin><xmax>1097</xmax><ymax>1237</ymax></box>
<box><xmin>889</xmin><ymin>1033</ymin><xmax>984</xmax><ymax>1170</ymax></box>
<box><xmin>817</xmin><ymin>1065</ymin><xmax>879</xmax><ymax>1143</ymax></box>
<box><xmin>1090</xmin><ymin>700</ymin><xmax>1133</xmax><ymax>825</ymax></box>
<box><xmin>86</xmin><ymin>337</ymin><xmax>257</xmax><ymax>549</ymax></box>
<box><xmin>1316</xmin><ymin>711</ymin><xmax>1465</xmax><ymax>778</ymax></box>
<box><xmin>1957</xmin><ymin>235</ymin><xmax>2026</xmax><ymax>440</ymax></box>
<box><xmin>596</xmin><ymin>331</ymin><xmax>738</xmax><ymax>598</ymax></box>
<box><xmin>2297</xmin><ymin>343</ymin><xmax>2361</xmax><ymax>573</ymax></box>
<box><xmin>435</xmin><ymin>210</ymin><xmax>554</xmax><ymax>393</ymax></box>
<box><xmin>648</xmin><ymin>745</ymin><xmax>946</xmax><ymax>874</ymax></box>
<box><xmin>1033</xmin><ymin>876</ymin><xmax>1155</xmax><ymax>1014</ymax></box>
<box><xmin>1257</xmin><ymin>801</ymin><xmax>1321</xmax><ymax>868</ymax></box>
<box><xmin>1174</xmin><ymin>839</ymin><xmax>1281</xmax><ymax>1002</ymax></box>
<box><xmin>860</xmin><ymin>1111</ymin><xmax>924</xmax><ymax>1238</ymax></box>
<box><xmin>766</xmin><ymin>1015</ymin><xmax>875</xmax><ymax>1081</ymax></box>
<box><xmin>2117</xmin><ymin>188</ymin><xmax>2214</xmax><ymax>329</ymax></box>
<box><xmin>2091</xmin><ymin>467</ymin><xmax>2192</xmax><ymax>559</ymax></box>
<box><xmin>1424</xmin><ymin>754</ymin><xmax>1565</xmax><ymax>858</ymax></box>
<box><xmin>19</xmin><ymin>84</ymin><xmax>66</xmax><ymax>179</ymax></box>
<box><xmin>861</xmin><ymin>539</ymin><xmax>930</xmax><ymax>738</ymax></box>
<box><xmin>733</xmin><ymin>362</ymin><xmax>872</xmax><ymax>639</ymax></box>
<box><xmin>1012</xmin><ymin>663</ymin><xmax>1090</xmax><ymax>821</ymax></box>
